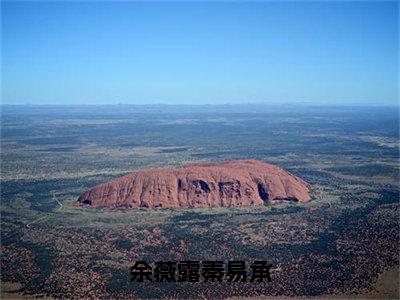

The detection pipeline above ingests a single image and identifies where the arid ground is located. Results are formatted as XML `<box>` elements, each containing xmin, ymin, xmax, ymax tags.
<box><xmin>1</xmin><ymin>104</ymin><xmax>399</xmax><ymax>298</ymax></box>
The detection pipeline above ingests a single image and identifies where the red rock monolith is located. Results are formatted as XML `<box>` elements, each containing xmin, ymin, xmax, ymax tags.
<box><xmin>77</xmin><ymin>160</ymin><xmax>311</xmax><ymax>209</ymax></box>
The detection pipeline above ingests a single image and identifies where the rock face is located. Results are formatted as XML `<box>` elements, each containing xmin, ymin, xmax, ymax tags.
<box><xmin>77</xmin><ymin>160</ymin><xmax>311</xmax><ymax>209</ymax></box>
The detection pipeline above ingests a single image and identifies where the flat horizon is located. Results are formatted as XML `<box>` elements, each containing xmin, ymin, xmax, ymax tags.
<box><xmin>1</xmin><ymin>102</ymin><xmax>399</xmax><ymax>108</ymax></box>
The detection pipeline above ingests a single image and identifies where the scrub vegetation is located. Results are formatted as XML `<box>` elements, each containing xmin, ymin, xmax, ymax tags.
<box><xmin>1</xmin><ymin>104</ymin><xmax>399</xmax><ymax>298</ymax></box>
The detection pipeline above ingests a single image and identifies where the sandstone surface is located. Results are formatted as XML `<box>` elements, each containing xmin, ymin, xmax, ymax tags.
<box><xmin>77</xmin><ymin>160</ymin><xmax>311</xmax><ymax>209</ymax></box>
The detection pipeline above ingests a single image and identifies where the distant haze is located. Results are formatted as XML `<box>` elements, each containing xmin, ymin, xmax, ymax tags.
<box><xmin>1</xmin><ymin>1</ymin><xmax>398</xmax><ymax>106</ymax></box>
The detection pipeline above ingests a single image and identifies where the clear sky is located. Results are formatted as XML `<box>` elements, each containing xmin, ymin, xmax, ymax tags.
<box><xmin>1</xmin><ymin>1</ymin><xmax>398</xmax><ymax>105</ymax></box>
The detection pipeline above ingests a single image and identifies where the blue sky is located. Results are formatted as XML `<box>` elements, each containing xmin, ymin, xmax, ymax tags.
<box><xmin>1</xmin><ymin>1</ymin><xmax>398</xmax><ymax>105</ymax></box>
